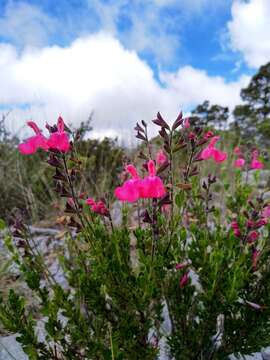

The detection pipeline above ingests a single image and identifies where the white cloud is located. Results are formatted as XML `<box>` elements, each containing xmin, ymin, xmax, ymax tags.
<box><xmin>0</xmin><ymin>1</ymin><xmax>57</xmax><ymax>48</ymax></box>
<box><xmin>85</xmin><ymin>0</ymin><xmax>181</xmax><ymax>64</ymax></box>
<box><xmin>153</xmin><ymin>0</ymin><xmax>227</xmax><ymax>10</ymax></box>
<box><xmin>160</xmin><ymin>66</ymin><xmax>249</xmax><ymax>109</ymax></box>
<box><xmin>227</xmin><ymin>0</ymin><xmax>270</xmax><ymax>68</ymax></box>
<box><xmin>0</xmin><ymin>33</ymin><xmax>249</xmax><ymax>142</ymax></box>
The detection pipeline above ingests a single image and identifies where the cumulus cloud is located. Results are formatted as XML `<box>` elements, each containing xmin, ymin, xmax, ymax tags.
<box><xmin>160</xmin><ymin>66</ymin><xmax>249</xmax><ymax>109</ymax></box>
<box><xmin>0</xmin><ymin>33</ymin><xmax>249</xmax><ymax>142</ymax></box>
<box><xmin>85</xmin><ymin>0</ymin><xmax>181</xmax><ymax>64</ymax></box>
<box><xmin>227</xmin><ymin>0</ymin><xmax>270</xmax><ymax>68</ymax></box>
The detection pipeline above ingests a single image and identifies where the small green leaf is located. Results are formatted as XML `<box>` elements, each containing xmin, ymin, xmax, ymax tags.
<box><xmin>0</xmin><ymin>219</ymin><xmax>6</xmax><ymax>230</ymax></box>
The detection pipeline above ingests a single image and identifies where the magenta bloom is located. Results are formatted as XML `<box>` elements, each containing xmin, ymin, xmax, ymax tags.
<box><xmin>156</xmin><ymin>150</ymin><xmax>167</xmax><ymax>165</ymax></box>
<box><xmin>247</xmin><ymin>230</ymin><xmax>259</xmax><ymax>243</ymax></box>
<box><xmin>234</xmin><ymin>158</ymin><xmax>245</xmax><ymax>168</ymax></box>
<box><xmin>114</xmin><ymin>165</ymin><xmax>141</xmax><ymax>202</ymax></box>
<box><xmin>179</xmin><ymin>271</ymin><xmax>189</xmax><ymax>288</ymax></box>
<box><xmin>115</xmin><ymin>161</ymin><xmax>166</xmax><ymax>202</ymax></box>
<box><xmin>231</xmin><ymin>220</ymin><xmax>241</xmax><ymax>238</ymax></box>
<box><xmin>252</xmin><ymin>248</ymin><xmax>260</xmax><ymax>271</ymax></box>
<box><xmin>262</xmin><ymin>206</ymin><xmax>270</xmax><ymax>218</ymax></box>
<box><xmin>247</xmin><ymin>220</ymin><xmax>254</xmax><ymax>228</ymax></box>
<box><xmin>233</xmin><ymin>146</ymin><xmax>242</xmax><ymax>156</ymax></box>
<box><xmin>86</xmin><ymin>198</ymin><xmax>109</xmax><ymax>216</ymax></box>
<box><xmin>250</xmin><ymin>158</ymin><xmax>264</xmax><ymax>170</ymax></box>
<box><xmin>175</xmin><ymin>262</ymin><xmax>189</xmax><ymax>270</ymax></box>
<box><xmin>250</xmin><ymin>150</ymin><xmax>264</xmax><ymax>170</ymax></box>
<box><xmin>18</xmin><ymin>121</ymin><xmax>49</xmax><ymax>155</ymax></box>
<box><xmin>183</xmin><ymin>118</ymin><xmax>190</xmax><ymax>128</ymax></box>
<box><xmin>255</xmin><ymin>218</ymin><xmax>268</xmax><ymax>228</ymax></box>
<box><xmin>139</xmin><ymin>160</ymin><xmax>166</xmax><ymax>199</ymax></box>
<box><xmin>200</xmin><ymin>136</ymin><xmax>227</xmax><ymax>163</ymax></box>
<box><xmin>47</xmin><ymin>117</ymin><xmax>70</xmax><ymax>153</ymax></box>
<box><xmin>204</xmin><ymin>130</ymin><xmax>214</xmax><ymax>139</ymax></box>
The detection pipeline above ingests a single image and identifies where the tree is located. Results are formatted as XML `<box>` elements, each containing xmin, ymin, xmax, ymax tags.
<box><xmin>190</xmin><ymin>100</ymin><xmax>229</xmax><ymax>130</ymax></box>
<box><xmin>232</xmin><ymin>61</ymin><xmax>270</xmax><ymax>145</ymax></box>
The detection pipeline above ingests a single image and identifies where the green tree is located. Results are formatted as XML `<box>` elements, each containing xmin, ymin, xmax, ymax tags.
<box><xmin>190</xmin><ymin>100</ymin><xmax>229</xmax><ymax>130</ymax></box>
<box><xmin>232</xmin><ymin>61</ymin><xmax>270</xmax><ymax>145</ymax></box>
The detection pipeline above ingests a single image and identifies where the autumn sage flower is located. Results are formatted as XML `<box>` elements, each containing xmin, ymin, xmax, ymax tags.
<box><xmin>234</xmin><ymin>158</ymin><xmax>245</xmax><ymax>168</ymax></box>
<box><xmin>262</xmin><ymin>206</ymin><xmax>270</xmax><ymax>218</ymax></box>
<box><xmin>114</xmin><ymin>164</ymin><xmax>141</xmax><ymax>202</ymax></box>
<box><xmin>156</xmin><ymin>150</ymin><xmax>167</xmax><ymax>165</ymax></box>
<box><xmin>200</xmin><ymin>136</ymin><xmax>227</xmax><ymax>163</ymax></box>
<box><xmin>115</xmin><ymin>160</ymin><xmax>166</xmax><ymax>202</ymax></box>
<box><xmin>247</xmin><ymin>230</ymin><xmax>259</xmax><ymax>243</ymax></box>
<box><xmin>139</xmin><ymin>160</ymin><xmax>166</xmax><ymax>199</ymax></box>
<box><xmin>204</xmin><ymin>130</ymin><xmax>214</xmax><ymax>139</ymax></box>
<box><xmin>179</xmin><ymin>271</ymin><xmax>189</xmax><ymax>288</ymax></box>
<box><xmin>86</xmin><ymin>198</ymin><xmax>109</xmax><ymax>216</ymax></box>
<box><xmin>19</xmin><ymin>117</ymin><xmax>70</xmax><ymax>154</ymax></box>
<box><xmin>47</xmin><ymin>117</ymin><xmax>70</xmax><ymax>153</ymax></box>
<box><xmin>232</xmin><ymin>147</ymin><xmax>264</xmax><ymax>170</ymax></box>
<box><xmin>252</xmin><ymin>248</ymin><xmax>260</xmax><ymax>271</ymax></box>
<box><xmin>231</xmin><ymin>220</ymin><xmax>241</xmax><ymax>238</ymax></box>
<box><xmin>250</xmin><ymin>150</ymin><xmax>264</xmax><ymax>170</ymax></box>
<box><xmin>183</xmin><ymin>118</ymin><xmax>190</xmax><ymax>128</ymax></box>
<box><xmin>18</xmin><ymin>121</ymin><xmax>49</xmax><ymax>154</ymax></box>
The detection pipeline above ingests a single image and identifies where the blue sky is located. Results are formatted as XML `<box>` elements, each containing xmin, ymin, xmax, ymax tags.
<box><xmin>0</xmin><ymin>0</ymin><xmax>244</xmax><ymax>78</ymax></box>
<box><xmin>0</xmin><ymin>0</ymin><xmax>269</xmax><ymax>139</ymax></box>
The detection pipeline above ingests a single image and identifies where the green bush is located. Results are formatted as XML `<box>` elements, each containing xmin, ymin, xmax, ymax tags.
<box><xmin>1</xmin><ymin>114</ymin><xmax>270</xmax><ymax>359</ymax></box>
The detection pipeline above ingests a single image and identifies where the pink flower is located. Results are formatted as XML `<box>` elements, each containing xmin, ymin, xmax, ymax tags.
<box><xmin>250</xmin><ymin>158</ymin><xmax>264</xmax><ymax>170</ymax></box>
<box><xmin>200</xmin><ymin>136</ymin><xmax>227</xmax><ymax>163</ymax></box>
<box><xmin>252</xmin><ymin>248</ymin><xmax>260</xmax><ymax>271</ymax></box>
<box><xmin>179</xmin><ymin>271</ymin><xmax>189</xmax><ymax>288</ymax></box>
<box><xmin>86</xmin><ymin>197</ymin><xmax>95</xmax><ymax>206</ymax></box>
<box><xmin>247</xmin><ymin>230</ymin><xmax>259</xmax><ymax>243</ymax></box>
<box><xmin>234</xmin><ymin>158</ymin><xmax>245</xmax><ymax>168</ymax></box>
<box><xmin>175</xmin><ymin>262</ymin><xmax>188</xmax><ymax>270</ymax></box>
<box><xmin>161</xmin><ymin>204</ymin><xmax>171</xmax><ymax>214</ymax></box>
<box><xmin>139</xmin><ymin>160</ymin><xmax>166</xmax><ymax>199</ymax></box>
<box><xmin>212</xmin><ymin>149</ymin><xmax>227</xmax><ymax>162</ymax></box>
<box><xmin>114</xmin><ymin>165</ymin><xmax>141</xmax><ymax>202</ymax></box>
<box><xmin>86</xmin><ymin>198</ymin><xmax>109</xmax><ymax>216</ymax></box>
<box><xmin>234</xmin><ymin>147</ymin><xmax>242</xmax><ymax>156</ymax></box>
<box><xmin>115</xmin><ymin>161</ymin><xmax>166</xmax><ymax>202</ymax></box>
<box><xmin>47</xmin><ymin>117</ymin><xmax>70</xmax><ymax>153</ymax></box>
<box><xmin>188</xmin><ymin>132</ymin><xmax>196</xmax><ymax>140</ymax></box>
<box><xmin>156</xmin><ymin>150</ymin><xmax>167</xmax><ymax>165</ymax></box>
<box><xmin>246</xmin><ymin>220</ymin><xmax>254</xmax><ymax>229</ymax></box>
<box><xmin>184</xmin><ymin>118</ymin><xmax>190</xmax><ymax>128</ymax></box>
<box><xmin>250</xmin><ymin>150</ymin><xmax>264</xmax><ymax>170</ymax></box>
<box><xmin>255</xmin><ymin>218</ymin><xmax>268</xmax><ymax>228</ymax></box>
<box><xmin>262</xmin><ymin>206</ymin><xmax>270</xmax><ymax>218</ymax></box>
<box><xmin>204</xmin><ymin>130</ymin><xmax>214</xmax><ymax>139</ymax></box>
<box><xmin>252</xmin><ymin>149</ymin><xmax>259</xmax><ymax>158</ymax></box>
<box><xmin>18</xmin><ymin>121</ymin><xmax>49</xmax><ymax>155</ymax></box>
<box><xmin>231</xmin><ymin>220</ymin><xmax>241</xmax><ymax>238</ymax></box>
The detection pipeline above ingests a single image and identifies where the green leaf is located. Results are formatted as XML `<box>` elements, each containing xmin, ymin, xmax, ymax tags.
<box><xmin>0</xmin><ymin>219</ymin><xmax>6</xmax><ymax>230</ymax></box>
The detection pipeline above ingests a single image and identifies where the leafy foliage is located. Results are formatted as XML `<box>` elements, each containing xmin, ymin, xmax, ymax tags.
<box><xmin>232</xmin><ymin>62</ymin><xmax>270</xmax><ymax>146</ymax></box>
<box><xmin>0</xmin><ymin>112</ymin><xmax>270</xmax><ymax>360</ymax></box>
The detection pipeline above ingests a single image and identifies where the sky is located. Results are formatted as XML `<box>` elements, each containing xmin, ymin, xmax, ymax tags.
<box><xmin>0</xmin><ymin>0</ymin><xmax>269</xmax><ymax>142</ymax></box>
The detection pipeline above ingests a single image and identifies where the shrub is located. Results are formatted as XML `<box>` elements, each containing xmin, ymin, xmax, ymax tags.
<box><xmin>0</xmin><ymin>113</ymin><xmax>270</xmax><ymax>359</ymax></box>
